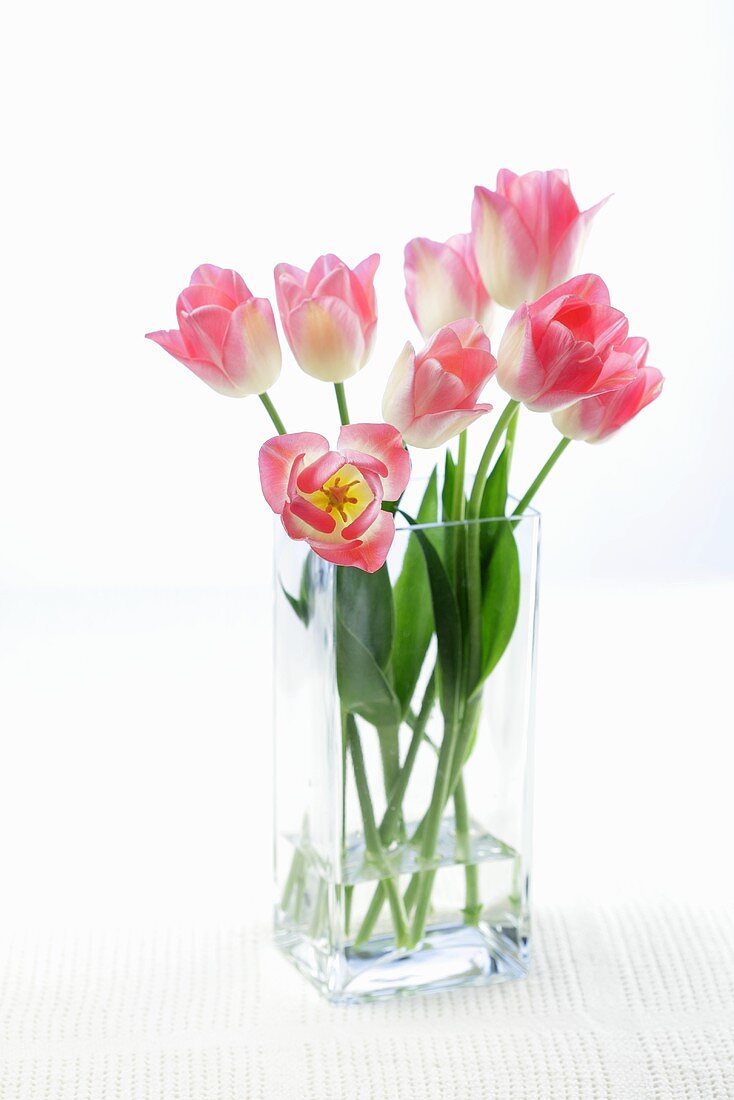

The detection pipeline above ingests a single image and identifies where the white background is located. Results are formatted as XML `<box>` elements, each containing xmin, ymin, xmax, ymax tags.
<box><xmin>1</xmin><ymin>0</ymin><xmax>732</xmax><ymax>929</ymax></box>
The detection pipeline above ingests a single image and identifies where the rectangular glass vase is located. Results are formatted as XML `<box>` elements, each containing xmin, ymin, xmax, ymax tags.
<box><xmin>273</xmin><ymin>503</ymin><xmax>540</xmax><ymax>1003</ymax></box>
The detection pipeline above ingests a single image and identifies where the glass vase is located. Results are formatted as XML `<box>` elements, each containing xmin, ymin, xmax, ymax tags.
<box><xmin>272</xmin><ymin>495</ymin><xmax>540</xmax><ymax>1003</ymax></box>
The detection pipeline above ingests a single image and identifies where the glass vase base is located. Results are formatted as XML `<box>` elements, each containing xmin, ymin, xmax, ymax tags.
<box><xmin>275</xmin><ymin>921</ymin><xmax>529</xmax><ymax>1005</ymax></box>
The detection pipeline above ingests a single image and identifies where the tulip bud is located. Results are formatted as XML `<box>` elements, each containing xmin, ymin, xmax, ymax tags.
<box><xmin>552</xmin><ymin>337</ymin><xmax>664</xmax><ymax>442</ymax></box>
<box><xmin>274</xmin><ymin>253</ymin><xmax>379</xmax><ymax>382</ymax></box>
<box><xmin>472</xmin><ymin>169</ymin><xmax>608</xmax><ymax>309</ymax></box>
<box><xmin>382</xmin><ymin>319</ymin><xmax>496</xmax><ymax>448</ymax></box>
<box><xmin>404</xmin><ymin>233</ymin><xmax>494</xmax><ymax>339</ymax></box>
<box><xmin>496</xmin><ymin>274</ymin><xmax>635</xmax><ymax>412</ymax></box>
<box><xmin>146</xmin><ymin>264</ymin><xmax>281</xmax><ymax>397</ymax></box>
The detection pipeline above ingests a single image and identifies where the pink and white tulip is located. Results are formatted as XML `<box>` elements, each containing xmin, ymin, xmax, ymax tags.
<box><xmin>472</xmin><ymin>169</ymin><xmax>608</xmax><ymax>309</ymax></box>
<box><xmin>552</xmin><ymin>337</ymin><xmax>664</xmax><ymax>442</ymax></box>
<box><xmin>496</xmin><ymin>274</ymin><xmax>636</xmax><ymax>413</ymax></box>
<box><xmin>382</xmin><ymin>319</ymin><xmax>497</xmax><ymax>449</ymax></box>
<box><xmin>404</xmin><ymin>233</ymin><xmax>494</xmax><ymax>339</ymax></box>
<box><xmin>259</xmin><ymin>424</ymin><xmax>410</xmax><ymax>573</ymax></box>
<box><xmin>274</xmin><ymin>253</ymin><xmax>379</xmax><ymax>382</ymax></box>
<box><xmin>146</xmin><ymin>264</ymin><xmax>281</xmax><ymax>397</ymax></box>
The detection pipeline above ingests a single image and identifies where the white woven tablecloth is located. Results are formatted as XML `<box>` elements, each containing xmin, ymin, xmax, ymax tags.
<box><xmin>1</xmin><ymin>903</ymin><xmax>732</xmax><ymax>1099</ymax></box>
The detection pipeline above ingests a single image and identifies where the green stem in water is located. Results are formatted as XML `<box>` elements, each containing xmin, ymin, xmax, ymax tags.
<box><xmin>513</xmin><ymin>436</ymin><xmax>571</xmax><ymax>516</ymax></box>
<box><xmin>454</xmin><ymin>777</ymin><xmax>481</xmax><ymax>924</ymax></box>
<box><xmin>407</xmin><ymin>710</ymin><xmax>460</xmax><ymax>947</ymax></box>
<box><xmin>334</xmin><ymin>382</ymin><xmax>350</xmax><ymax>426</ymax></box>
<box><xmin>353</xmin><ymin>674</ymin><xmax>436</xmax><ymax>947</ymax></box>
<box><xmin>346</xmin><ymin>714</ymin><xmax>408</xmax><ymax>947</ymax></box>
<box><xmin>468</xmin><ymin>399</ymin><xmax>519</xmax><ymax>518</ymax></box>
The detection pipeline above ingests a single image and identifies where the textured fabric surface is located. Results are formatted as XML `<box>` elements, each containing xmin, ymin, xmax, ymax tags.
<box><xmin>0</xmin><ymin>904</ymin><xmax>733</xmax><ymax>1099</ymax></box>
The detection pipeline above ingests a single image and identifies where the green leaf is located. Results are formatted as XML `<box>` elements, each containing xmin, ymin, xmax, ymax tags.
<box><xmin>335</xmin><ymin>562</ymin><xmax>394</xmax><ymax>670</ymax></box>
<box><xmin>335</xmin><ymin>563</ymin><xmax>399</xmax><ymax>728</ymax></box>
<box><xmin>280</xmin><ymin>554</ymin><xmax>314</xmax><ymax>627</ymax></box>
<box><xmin>392</xmin><ymin>469</ymin><xmax>438</xmax><ymax>715</ymax></box>
<box><xmin>398</xmin><ymin>510</ymin><xmax>463</xmax><ymax>728</ymax></box>
<box><xmin>336</xmin><ymin>615</ymin><xmax>401</xmax><ymax>728</ymax></box>
<box><xmin>479</xmin><ymin>443</ymin><xmax>510</xmax><ymax>563</ymax></box>
<box><xmin>479</xmin><ymin>520</ymin><xmax>521</xmax><ymax>683</ymax></box>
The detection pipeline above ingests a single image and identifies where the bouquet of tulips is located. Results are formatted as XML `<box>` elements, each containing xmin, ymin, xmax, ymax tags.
<box><xmin>147</xmin><ymin>170</ymin><xmax>663</xmax><ymax>959</ymax></box>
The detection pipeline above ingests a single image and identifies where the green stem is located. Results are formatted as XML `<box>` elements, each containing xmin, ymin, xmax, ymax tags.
<box><xmin>407</xmin><ymin>711</ymin><xmax>460</xmax><ymax>947</ymax></box>
<box><xmin>334</xmin><ymin>382</ymin><xmax>350</xmax><ymax>426</ymax></box>
<box><xmin>452</xmin><ymin>431</ymin><xmax>467</xmax><ymax>520</ymax></box>
<box><xmin>380</xmin><ymin>675</ymin><xmax>436</xmax><ymax>846</ymax></box>
<box><xmin>454</xmin><ymin>777</ymin><xmax>481</xmax><ymax>924</ymax></box>
<box><xmin>504</xmin><ymin>403</ymin><xmax>519</xmax><ymax>486</ymax></box>
<box><xmin>259</xmin><ymin>392</ymin><xmax>287</xmax><ymax>435</ymax></box>
<box><xmin>468</xmin><ymin>399</ymin><xmax>519</xmax><ymax>518</ymax></box>
<box><xmin>346</xmin><ymin>715</ymin><xmax>408</xmax><ymax>947</ymax></box>
<box><xmin>353</xmin><ymin>674</ymin><xmax>436</xmax><ymax>947</ymax></box>
<box><xmin>448</xmin><ymin>431</ymin><xmax>468</xmax><ymax>628</ymax></box>
<box><xmin>404</xmin><ymin>695</ymin><xmax>482</xmax><ymax>918</ymax></box>
<box><xmin>513</xmin><ymin>436</ymin><xmax>571</xmax><ymax>516</ymax></box>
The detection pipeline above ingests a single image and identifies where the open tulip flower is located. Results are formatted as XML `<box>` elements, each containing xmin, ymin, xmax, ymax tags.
<box><xmin>496</xmin><ymin>274</ymin><xmax>636</xmax><ymax>413</ymax></box>
<box><xmin>404</xmin><ymin>233</ymin><xmax>494</xmax><ymax>339</ymax></box>
<box><xmin>472</xmin><ymin>169</ymin><xmax>608</xmax><ymax>310</ymax></box>
<box><xmin>552</xmin><ymin>337</ymin><xmax>664</xmax><ymax>443</ymax></box>
<box><xmin>382</xmin><ymin>319</ymin><xmax>497</xmax><ymax>448</ymax></box>
<box><xmin>274</xmin><ymin>253</ymin><xmax>379</xmax><ymax>382</ymax></box>
<box><xmin>146</xmin><ymin>264</ymin><xmax>281</xmax><ymax>397</ymax></box>
<box><xmin>259</xmin><ymin>424</ymin><xmax>410</xmax><ymax>573</ymax></box>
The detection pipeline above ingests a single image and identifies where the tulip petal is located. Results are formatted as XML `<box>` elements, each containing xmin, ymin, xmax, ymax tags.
<box><xmin>286</xmin><ymin>297</ymin><xmax>365</xmax><ymax>382</ymax></box>
<box><xmin>341</xmin><ymin>495</ymin><xmax>382</xmax><ymax>540</ymax></box>
<box><xmin>617</xmin><ymin>336</ymin><xmax>649</xmax><ymax>369</ymax></box>
<box><xmin>289</xmin><ymin>493</ymin><xmax>337</xmax><ymax>534</ymax></box>
<box><xmin>177</xmin><ymin>284</ymin><xmax>235</xmax><ymax>318</ymax></box>
<box><xmin>413</xmin><ymin>355</ymin><xmax>466</xmax><ymax>416</ymax></box>
<box><xmin>189</xmin><ymin>265</ymin><xmax>253</xmax><ymax>306</ymax></box>
<box><xmin>547</xmin><ymin>196</ymin><xmax>611</xmax><ymax>290</ymax></box>
<box><xmin>593</xmin><ymin>345</ymin><xmax>639</xmax><ymax>392</ymax></box>
<box><xmin>177</xmin><ymin>304</ymin><xmax>231</xmax><ymax>366</ymax></box>
<box><xmin>274</xmin><ymin>263</ymin><xmax>308</xmax><ymax>316</ymax></box>
<box><xmin>221</xmin><ymin>298</ymin><xmax>282</xmax><ymax>395</ymax></box>
<box><xmin>310</xmin><ymin>261</ymin><xmax>354</xmax><ymax>305</ymax></box>
<box><xmin>496</xmin><ymin>307</ymin><xmax>545</xmax><ymax>402</ymax></box>
<box><xmin>258</xmin><ymin>432</ymin><xmax>329</xmax><ymax>513</ymax></box>
<box><xmin>309</xmin><ymin>510</ymin><xmax>395</xmax><ymax>573</ymax></box>
<box><xmin>296</xmin><ymin>451</ymin><xmax>346</xmax><ymax>494</ymax></box>
<box><xmin>337</xmin><ymin>423</ymin><xmax>411</xmax><ymax>501</ymax></box>
<box><xmin>404</xmin><ymin>237</ymin><xmax>476</xmax><ymax>339</ymax></box>
<box><xmin>501</xmin><ymin>169</ymin><xmax>580</xmax><ymax>258</ymax></box>
<box><xmin>146</xmin><ymin>329</ymin><xmax>239</xmax><ymax>397</ymax></box>
<box><xmin>401</xmin><ymin>406</ymin><xmax>492</xmax><ymax>449</ymax></box>
<box><xmin>382</xmin><ymin>342</ymin><xmax>416</xmax><ymax>436</ymax></box>
<box><xmin>553</xmin><ymin>366</ymin><xmax>663</xmax><ymax>442</ymax></box>
<box><xmin>472</xmin><ymin>185</ymin><xmax>539</xmax><ymax>309</ymax></box>
<box><xmin>354</xmin><ymin>252</ymin><xmax>380</xmax><ymax>299</ymax></box>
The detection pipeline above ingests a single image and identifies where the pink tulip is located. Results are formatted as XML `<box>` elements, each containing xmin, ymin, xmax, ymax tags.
<box><xmin>274</xmin><ymin>253</ymin><xmax>379</xmax><ymax>382</ymax></box>
<box><xmin>382</xmin><ymin>319</ymin><xmax>497</xmax><ymax>449</ymax></box>
<box><xmin>552</xmin><ymin>337</ymin><xmax>664</xmax><ymax>442</ymax></box>
<box><xmin>404</xmin><ymin>233</ymin><xmax>494</xmax><ymax>339</ymax></box>
<box><xmin>472</xmin><ymin>169</ymin><xmax>608</xmax><ymax>309</ymax></box>
<box><xmin>146</xmin><ymin>264</ymin><xmax>281</xmax><ymax>397</ymax></box>
<box><xmin>259</xmin><ymin>423</ymin><xmax>411</xmax><ymax>573</ymax></box>
<box><xmin>496</xmin><ymin>274</ymin><xmax>636</xmax><ymax>413</ymax></box>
